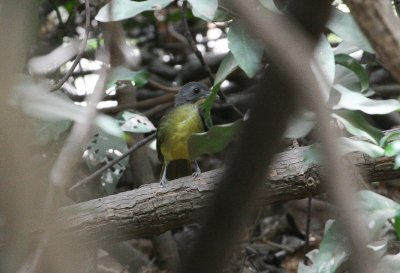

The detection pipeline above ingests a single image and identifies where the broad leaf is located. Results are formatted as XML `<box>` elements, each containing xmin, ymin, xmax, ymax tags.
<box><xmin>108</xmin><ymin>67</ymin><xmax>149</xmax><ymax>88</ymax></box>
<box><xmin>332</xmin><ymin>110</ymin><xmax>383</xmax><ymax>144</ymax></box>
<box><xmin>284</xmin><ymin>110</ymin><xmax>316</xmax><ymax>138</ymax></box>
<box><xmin>204</xmin><ymin>53</ymin><xmax>238</xmax><ymax>128</ymax></box>
<box><xmin>376</xmin><ymin>253</ymin><xmax>400</xmax><ymax>273</ymax></box>
<box><xmin>327</xmin><ymin>8</ymin><xmax>374</xmax><ymax>53</ymax></box>
<box><xmin>33</xmin><ymin>119</ymin><xmax>72</xmax><ymax>146</ymax></box>
<box><xmin>380</xmin><ymin>132</ymin><xmax>400</xmax><ymax>147</ymax></box>
<box><xmin>95</xmin><ymin>0</ymin><xmax>174</xmax><ymax>22</ymax></box>
<box><xmin>298</xmin><ymin>220</ymin><xmax>349</xmax><ymax>273</ymax></box>
<box><xmin>337</xmin><ymin>137</ymin><xmax>384</xmax><ymax>158</ymax></box>
<box><xmin>187</xmin><ymin>0</ymin><xmax>218</xmax><ymax>21</ymax></box>
<box><xmin>118</xmin><ymin>111</ymin><xmax>156</xmax><ymax>133</ymax></box>
<box><xmin>313</xmin><ymin>36</ymin><xmax>335</xmax><ymax>89</ymax></box>
<box><xmin>84</xmin><ymin>131</ymin><xmax>129</xmax><ymax>194</ymax></box>
<box><xmin>384</xmin><ymin>140</ymin><xmax>400</xmax><ymax>157</ymax></box>
<box><xmin>228</xmin><ymin>20</ymin><xmax>264</xmax><ymax>78</ymax></box>
<box><xmin>188</xmin><ymin>119</ymin><xmax>243</xmax><ymax>158</ymax></box>
<box><xmin>333</xmin><ymin>84</ymin><xmax>400</xmax><ymax>115</ymax></box>
<box><xmin>358</xmin><ymin>190</ymin><xmax>400</xmax><ymax>238</ymax></box>
<box><xmin>335</xmin><ymin>54</ymin><xmax>369</xmax><ymax>91</ymax></box>
<box><xmin>13</xmin><ymin>76</ymin><xmax>123</xmax><ymax>137</ymax></box>
<box><xmin>214</xmin><ymin>52</ymin><xmax>238</xmax><ymax>85</ymax></box>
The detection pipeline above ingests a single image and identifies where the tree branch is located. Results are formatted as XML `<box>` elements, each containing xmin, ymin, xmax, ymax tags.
<box><xmin>38</xmin><ymin>136</ymin><xmax>400</xmax><ymax>246</ymax></box>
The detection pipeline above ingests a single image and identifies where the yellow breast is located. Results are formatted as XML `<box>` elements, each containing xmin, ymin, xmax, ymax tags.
<box><xmin>158</xmin><ymin>104</ymin><xmax>204</xmax><ymax>161</ymax></box>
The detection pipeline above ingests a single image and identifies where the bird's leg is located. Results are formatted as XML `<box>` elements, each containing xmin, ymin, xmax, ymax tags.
<box><xmin>192</xmin><ymin>160</ymin><xmax>201</xmax><ymax>178</ymax></box>
<box><xmin>159</xmin><ymin>162</ymin><xmax>169</xmax><ymax>187</ymax></box>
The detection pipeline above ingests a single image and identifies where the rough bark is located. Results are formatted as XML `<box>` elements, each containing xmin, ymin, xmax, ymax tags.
<box><xmin>54</xmin><ymin>142</ymin><xmax>399</xmax><ymax>246</ymax></box>
<box><xmin>345</xmin><ymin>0</ymin><xmax>400</xmax><ymax>83</ymax></box>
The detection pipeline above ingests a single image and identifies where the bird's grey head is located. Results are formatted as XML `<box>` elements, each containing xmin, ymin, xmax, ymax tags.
<box><xmin>175</xmin><ymin>82</ymin><xmax>211</xmax><ymax>106</ymax></box>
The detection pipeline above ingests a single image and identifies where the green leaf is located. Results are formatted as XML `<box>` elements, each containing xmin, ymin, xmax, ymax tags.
<box><xmin>384</xmin><ymin>140</ymin><xmax>400</xmax><ymax>157</ymax></box>
<box><xmin>14</xmin><ymin>76</ymin><xmax>123</xmax><ymax>138</ymax></box>
<box><xmin>303</xmin><ymin>144</ymin><xmax>321</xmax><ymax>164</ymax></box>
<box><xmin>188</xmin><ymin>119</ymin><xmax>244</xmax><ymax>158</ymax></box>
<box><xmin>395</xmin><ymin>214</ymin><xmax>400</xmax><ymax>239</ymax></box>
<box><xmin>314</xmin><ymin>35</ymin><xmax>335</xmax><ymax>89</ymax></box>
<box><xmin>258</xmin><ymin>0</ymin><xmax>281</xmax><ymax>13</ymax></box>
<box><xmin>395</xmin><ymin>155</ymin><xmax>400</xmax><ymax>169</ymax></box>
<box><xmin>284</xmin><ymin>110</ymin><xmax>316</xmax><ymax>139</ymax></box>
<box><xmin>204</xmin><ymin>52</ymin><xmax>239</xmax><ymax>128</ymax></box>
<box><xmin>84</xmin><ymin>131</ymin><xmax>129</xmax><ymax>194</ymax></box>
<box><xmin>228</xmin><ymin>20</ymin><xmax>264</xmax><ymax>77</ymax></box>
<box><xmin>298</xmin><ymin>220</ymin><xmax>349</xmax><ymax>273</ymax></box>
<box><xmin>333</xmin><ymin>84</ymin><xmax>400</xmax><ymax>115</ymax></box>
<box><xmin>327</xmin><ymin>8</ymin><xmax>374</xmax><ymax>53</ymax></box>
<box><xmin>380</xmin><ymin>132</ymin><xmax>400</xmax><ymax>147</ymax></box>
<box><xmin>335</xmin><ymin>54</ymin><xmax>369</xmax><ymax>91</ymax></box>
<box><xmin>187</xmin><ymin>0</ymin><xmax>218</xmax><ymax>21</ymax></box>
<box><xmin>337</xmin><ymin>137</ymin><xmax>384</xmax><ymax>158</ymax></box>
<box><xmin>33</xmin><ymin>119</ymin><xmax>72</xmax><ymax>146</ymax></box>
<box><xmin>118</xmin><ymin>111</ymin><xmax>156</xmax><ymax>133</ymax></box>
<box><xmin>95</xmin><ymin>115</ymin><xmax>124</xmax><ymax>138</ymax></box>
<box><xmin>332</xmin><ymin>111</ymin><xmax>383</xmax><ymax>144</ymax></box>
<box><xmin>107</xmin><ymin>67</ymin><xmax>149</xmax><ymax>88</ymax></box>
<box><xmin>376</xmin><ymin>253</ymin><xmax>400</xmax><ymax>273</ymax></box>
<box><xmin>358</xmin><ymin>190</ymin><xmax>400</xmax><ymax>237</ymax></box>
<box><xmin>95</xmin><ymin>0</ymin><xmax>174</xmax><ymax>22</ymax></box>
<box><xmin>203</xmin><ymin>83</ymin><xmax>221</xmax><ymax>128</ymax></box>
<box><xmin>214</xmin><ymin>52</ymin><xmax>238</xmax><ymax>85</ymax></box>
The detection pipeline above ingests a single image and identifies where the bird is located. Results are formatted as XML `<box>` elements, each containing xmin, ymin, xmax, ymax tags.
<box><xmin>156</xmin><ymin>82</ymin><xmax>211</xmax><ymax>187</ymax></box>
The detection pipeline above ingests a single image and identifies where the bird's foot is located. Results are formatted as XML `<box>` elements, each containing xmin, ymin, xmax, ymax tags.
<box><xmin>159</xmin><ymin>177</ymin><xmax>168</xmax><ymax>187</ymax></box>
<box><xmin>192</xmin><ymin>170</ymin><xmax>201</xmax><ymax>178</ymax></box>
<box><xmin>192</xmin><ymin>161</ymin><xmax>201</xmax><ymax>179</ymax></box>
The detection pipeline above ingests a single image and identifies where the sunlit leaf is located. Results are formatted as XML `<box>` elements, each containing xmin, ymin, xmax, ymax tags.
<box><xmin>187</xmin><ymin>0</ymin><xmax>218</xmax><ymax>21</ymax></box>
<box><xmin>327</xmin><ymin>8</ymin><xmax>374</xmax><ymax>53</ymax></box>
<box><xmin>95</xmin><ymin>0</ymin><xmax>174</xmax><ymax>22</ymax></box>
<box><xmin>333</xmin><ymin>84</ymin><xmax>400</xmax><ymax>115</ymax></box>
<box><xmin>188</xmin><ymin>119</ymin><xmax>244</xmax><ymax>158</ymax></box>
<box><xmin>384</xmin><ymin>140</ymin><xmax>400</xmax><ymax>157</ymax></box>
<box><xmin>335</xmin><ymin>54</ymin><xmax>369</xmax><ymax>91</ymax></box>
<box><xmin>332</xmin><ymin>111</ymin><xmax>383</xmax><ymax>144</ymax></box>
<box><xmin>84</xmin><ymin>131</ymin><xmax>129</xmax><ymax>194</ymax></box>
<box><xmin>380</xmin><ymin>132</ymin><xmax>400</xmax><ymax>147</ymax></box>
<box><xmin>228</xmin><ymin>20</ymin><xmax>264</xmax><ymax>78</ymax></box>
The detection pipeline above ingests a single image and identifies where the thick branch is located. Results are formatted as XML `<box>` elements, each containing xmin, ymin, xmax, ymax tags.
<box><xmin>55</xmin><ymin>143</ymin><xmax>399</xmax><ymax>245</ymax></box>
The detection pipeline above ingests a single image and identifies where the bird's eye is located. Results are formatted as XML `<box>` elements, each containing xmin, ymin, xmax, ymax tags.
<box><xmin>193</xmin><ymin>87</ymin><xmax>200</xmax><ymax>93</ymax></box>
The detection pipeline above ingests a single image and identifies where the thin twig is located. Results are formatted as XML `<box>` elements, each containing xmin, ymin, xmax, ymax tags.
<box><xmin>148</xmin><ymin>78</ymin><xmax>179</xmax><ymax>93</ymax></box>
<box><xmin>49</xmin><ymin>0</ymin><xmax>91</xmax><ymax>92</ymax></box>
<box><xmin>69</xmin><ymin>132</ymin><xmax>156</xmax><ymax>192</ymax></box>
<box><xmin>180</xmin><ymin>1</ymin><xmax>215</xmax><ymax>84</ymax></box>
<box><xmin>303</xmin><ymin>194</ymin><xmax>312</xmax><ymax>265</ymax></box>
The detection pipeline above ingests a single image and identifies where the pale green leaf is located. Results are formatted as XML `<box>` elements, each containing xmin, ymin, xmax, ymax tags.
<box><xmin>187</xmin><ymin>0</ymin><xmax>218</xmax><ymax>21</ymax></box>
<box><xmin>333</xmin><ymin>84</ymin><xmax>400</xmax><ymax>115</ymax></box>
<box><xmin>95</xmin><ymin>0</ymin><xmax>174</xmax><ymax>22</ymax></box>
<box><xmin>228</xmin><ymin>20</ymin><xmax>264</xmax><ymax>77</ymax></box>
<box><xmin>327</xmin><ymin>8</ymin><xmax>374</xmax><ymax>53</ymax></box>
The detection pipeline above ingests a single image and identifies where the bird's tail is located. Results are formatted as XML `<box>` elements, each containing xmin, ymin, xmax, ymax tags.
<box><xmin>167</xmin><ymin>159</ymin><xmax>192</xmax><ymax>180</ymax></box>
